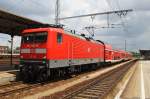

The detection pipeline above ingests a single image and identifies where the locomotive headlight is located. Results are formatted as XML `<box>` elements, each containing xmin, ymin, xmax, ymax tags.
<box><xmin>43</xmin><ymin>56</ymin><xmax>46</xmax><ymax>59</ymax></box>
<box><xmin>20</xmin><ymin>55</ymin><xmax>23</xmax><ymax>59</ymax></box>
<box><xmin>42</xmin><ymin>60</ymin><xmax>46</xmax><ymax>64</ymax></box>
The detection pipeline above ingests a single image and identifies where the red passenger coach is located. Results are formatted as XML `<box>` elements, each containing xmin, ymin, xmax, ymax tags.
<box><xmin>105</xmin><ymin>45</ymin><xmax>132</xmax><ymax>62</ymax></box>
<box><xmin>105</xmin><ymin>44</ymin><xmax>113</xmax><ymax>61</ymax></box>
<box><xmin>20</xmin><ymin>26</ymin><xmax>105</xmax><ymax>82</ymax></box>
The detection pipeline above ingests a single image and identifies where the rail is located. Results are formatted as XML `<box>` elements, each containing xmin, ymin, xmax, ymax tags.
<box><xmin>61</xmin><ymin>60</ymin><xmax>137</xmax><ymax>99</ymax></box>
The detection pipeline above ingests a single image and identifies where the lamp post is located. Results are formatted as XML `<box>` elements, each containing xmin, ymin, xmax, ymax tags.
<box><xmin>125</xmin><ymin>40</ymin><xmax>126</xmax><ymax>51</ymax></box>
<box><xmin>8</xmin><ymin>35</ymin><xmax>13</xmax><ymax>66</ymax></box>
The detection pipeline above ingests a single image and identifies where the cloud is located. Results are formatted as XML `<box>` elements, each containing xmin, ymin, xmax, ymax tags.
<box><xmin>0</xmin><ymin>0</ymin><xmax>149</xmax><ymax>51</ymax></box>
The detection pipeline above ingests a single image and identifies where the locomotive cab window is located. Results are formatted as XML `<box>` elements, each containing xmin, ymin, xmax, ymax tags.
<box><xmin>35</xmin><ymin>32</ymin><xmax>47</xmax><ymax>42</ymax></box>
<box><xmin>57</xmin><ymin>33</ymin><xmax>63</xmax><ymax>44</ymax></box>
<box><xmin>22</xmin><ymin>34</ymin><xmax>34</xmax><ymax>43</ymax></box>
<box><xmin>22</xmin><ymin>32</ymin><xmax>47</xmax><ymax>43</ymax></box>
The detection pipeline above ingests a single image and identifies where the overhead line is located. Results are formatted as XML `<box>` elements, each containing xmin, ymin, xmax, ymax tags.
<box><xmin>105</xmin><ymin>0</ymin><xmax>129</xmax><ymax>32</ymax></box>
<box><xmin>58</xmin><ymin>9</ymin><xmax>133</xmax><ymax>20</ymax></box>
<box><xmin>29</xmin><ymin>0</ymin><xmax>49</xmax><ymax>9</ymax></box>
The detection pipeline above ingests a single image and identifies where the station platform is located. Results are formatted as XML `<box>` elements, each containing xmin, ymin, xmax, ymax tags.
<box><xmin>0</xmin><ymin>59</ymin><xmax>19</xmax><ymax>71</ymax></box>
<box><xmin>121</xmin><ymin>60</ymin><xmax>150</xmax><ymax>99</ymax></box>
<box><xmin>0</xmin><ymin>62</ymin><xmax>18</xmax><ymax>84</ymax></box>
<box><xmin>0</xmin><ymin>65</ymin><xmax>16</xmax><ymax>71</ymax></box>
<box><xmin>0</xmin><ymin>70</ymin><xmax>17</xmax><ymax>85</ymax></box>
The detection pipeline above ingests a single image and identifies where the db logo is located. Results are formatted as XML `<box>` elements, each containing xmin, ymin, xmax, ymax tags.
<box><xmin>30</xmin><ymin>49</ymin><xmax>35</xmax><ymax>53</ymax></box>
<box><xmin>31</xmin><ymin>44</ymin><xmax>35</xmax><ymax>47</ymax></box>
<box><xmin>88</xmin><ymin>48</ymin><xmax>91</xmax><ymax>52</ymax></box>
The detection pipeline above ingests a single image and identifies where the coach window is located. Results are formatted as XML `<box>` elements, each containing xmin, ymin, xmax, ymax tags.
<box><xmin>57</xmin><ymin>33</ymin><xmax>63</xmax><ymax>44</ymax></box>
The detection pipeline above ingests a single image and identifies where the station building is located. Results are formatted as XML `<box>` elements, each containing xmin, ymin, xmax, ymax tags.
<box><xmin>0</xmin><ymin>46</ymin><xmax>9</xmax><ymax>54</ymax></box>
<box><xmin>140</xmin><ymin>50</ymin><xmax>150</xmax><ymax>60</ymax></box>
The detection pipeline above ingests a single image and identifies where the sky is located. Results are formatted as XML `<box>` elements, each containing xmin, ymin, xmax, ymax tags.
<box><xmin>0</xmin><ymin>0</ymin><xmax>150</xmax><ymax>52</ymax></box>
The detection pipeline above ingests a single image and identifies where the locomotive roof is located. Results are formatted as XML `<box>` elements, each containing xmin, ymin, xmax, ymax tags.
<box><xmin>64</xmin><ymin>29</ymin><xmax>104</xmax><ymax>45</ymax></box>
<box><xmin>22</xmin><ymin>27</ymin><xmax>104</xmax><ymax>45</ymax></box>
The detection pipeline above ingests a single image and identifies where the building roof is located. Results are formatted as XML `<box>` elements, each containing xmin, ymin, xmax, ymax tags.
<box><xmin>139</xmin><ymin>50</ymin><xmax>150</xmax><ymax>59</ymax></box>
<box><xmin>0</xmin><ymin>9</ymin><xmax>48</xmax><ymax>36</ymax></box>
<box><xmin>0</xmin><ymin>45</ymin><xmax>8</xmax><ymax>48</ymax></box>
<box><xmin>140</xmin><ymin>50</ymin><xmax>150</xmax><ymax>55</ymax></box>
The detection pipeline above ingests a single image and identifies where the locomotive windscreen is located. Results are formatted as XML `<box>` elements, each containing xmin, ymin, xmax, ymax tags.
<box><xmin>22</xmin><ymin>32</ymin><xmax>47</xmax><ymax>43</ymax></box>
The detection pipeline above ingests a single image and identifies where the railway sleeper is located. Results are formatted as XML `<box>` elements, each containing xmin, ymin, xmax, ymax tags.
<box><xmin>91</xmin><ymin>87</ymin><xmax>109</xmax><ymax>91</ymax></box>
<box><xmin>75</xmin><ymin>94</ymin><xmax>99</xmax><ymax>99</ymax></box>
<box><xmin>82</xmin><ymin>91</ymin><xmax>103</xmax><ymax>96</ymax></box>
<box><xmin>72</xmin><ymin>97</ymin><xmax>88</xmax><ymax>99</ymax></box>
<box><xmin>90</xmin><ymin>87</ymin><xmax>109</xmax><ymax>90</ymax></box>
<box><xmin>85</xmin><ymin>89</ymin><xmax>105</xmax><ymax>93</ymax></box>
<box><xmin>93</xmin><ymin>84</ymin><xmax>110</xmax><ymax>88</ymax></box>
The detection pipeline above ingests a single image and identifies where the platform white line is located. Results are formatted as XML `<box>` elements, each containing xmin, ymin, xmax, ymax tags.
<box><xmin>114</xmin><ymin>75</ymin><xmax>131</xmax><ymax>99</ymax></box>
<box><xmin>141</xmin><ymin>61</ymin><xmax>145</xmax><ymax>99</ymax></box>
<box><xmin>115</xmin><ymin>64</ymin><xmax>135</xmax><ymax>99</ymax></box>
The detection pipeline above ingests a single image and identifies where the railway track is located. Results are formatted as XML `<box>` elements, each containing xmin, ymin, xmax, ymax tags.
<box><xmin>0</xmin><ymin>81</ymin><xmax>41</xmax><ymax>97</ymax></box>
<box><xmin>60</xmin><ymin>60</ymin><xmax>137</xmax><ymax>99</ymax></box>
<box><xmin>0</xmin><ymin>81</ymin><xmax>23</xmax><ymax>89</ymax></box>
<box><xmin>0</xmin><ymin>60</ymin><xmax>136</xmax><ymax>98</ymax></box>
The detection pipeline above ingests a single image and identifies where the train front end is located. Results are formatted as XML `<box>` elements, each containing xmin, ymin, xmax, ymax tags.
<box><xmin>19</xmin><ymin>28</ymin><xmax>49</xmax><ymax>82</ymax></box>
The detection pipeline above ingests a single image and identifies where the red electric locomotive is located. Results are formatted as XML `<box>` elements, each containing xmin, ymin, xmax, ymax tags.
<box><xmin>19</xmin><ymin>25</ymin><xmax>132</xmax><ymax>82</ymax></box>
<box><xmin>20</xmin><ymin>26</ymin><xmax>105</xmax><ymax>82</ymax></box>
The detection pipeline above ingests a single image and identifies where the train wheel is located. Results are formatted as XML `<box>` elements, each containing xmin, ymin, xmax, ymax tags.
<box><xmin>19</xmin><ymin>66</ymin><xmax>30</xmax><ymax>82</ymax></box>
<box><xmin>17</xmin><ymin>67</ymin><xmax>24</xmax><ymax>81</ymax></box>
<box><xmin>64</xmin><ymin>68</ymin><xmax>69</xmax><ymax>78</ymax></box>
<box><xmin>37</xmin><ymin>69</ymin><xmax>48</xmax><ymax>82</ymax></box>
